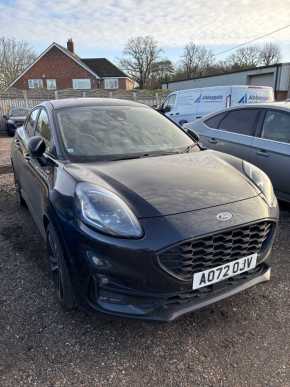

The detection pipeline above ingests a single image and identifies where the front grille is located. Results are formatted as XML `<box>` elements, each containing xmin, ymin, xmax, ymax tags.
<box><xmin>158</xmin><ymin>221</ymin><xmax>273</xmax><ymax>281</ymax></box>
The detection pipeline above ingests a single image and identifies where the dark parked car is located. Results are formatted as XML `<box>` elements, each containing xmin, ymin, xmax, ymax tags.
<box><xmin>11</xmin><ymin>98</ymin><xmax>278</xmax><ymax>321</ymax></box>
<box><xmin>184</xmin><ymin>102</ymin><xmax>290</xmax><ymax>203</ymax></box>
<box><xmin>3</xmin><ymin>107</ymin><xmax>30</xmax><ymax>136</ymax></box>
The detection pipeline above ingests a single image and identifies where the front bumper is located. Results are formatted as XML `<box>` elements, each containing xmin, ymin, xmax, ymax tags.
<box><xmin>88</xmin><ymin>263</ymin><xmax>271</xmax><ymax>321</ymax></box>
<box><xmin>51</xmin><ymin>194</ymin><xmax>278</xmax><ymax>321</ymax></box>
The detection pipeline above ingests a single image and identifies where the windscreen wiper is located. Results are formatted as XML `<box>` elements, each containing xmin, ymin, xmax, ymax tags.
<box><xmin>112</xmin><ymin>152</ymin><xmax>177</xmax><ymax>161</ymax></box>
<box><xmin>182</xmin><ymin>143</ymin><xmax>199</xmax><ymax>153</ymax></box>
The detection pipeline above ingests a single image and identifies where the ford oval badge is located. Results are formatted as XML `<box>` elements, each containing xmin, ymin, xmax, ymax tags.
<box><xmin>216</xmin><ymin>212</ymin><xmax>233</xmax><ymax>221</ymax></box>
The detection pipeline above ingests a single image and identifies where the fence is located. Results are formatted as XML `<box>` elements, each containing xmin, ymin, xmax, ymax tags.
<box><xmin>0</xmin><ymin>88</ymin><xmax>170</xmax><ymax>116</ymax></box>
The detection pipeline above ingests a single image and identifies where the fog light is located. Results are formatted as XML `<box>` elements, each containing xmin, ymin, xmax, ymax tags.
<box><xmin>87</xmin><ymin>251</ymin><xmax>110</xmax><ymax>269</ymax></box>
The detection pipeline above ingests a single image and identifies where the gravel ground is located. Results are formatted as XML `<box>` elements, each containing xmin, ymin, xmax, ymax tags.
<box><xmin>0</xmin><ymin>137</ymin><xmax>12</xmax><ymax>166</ymax></box>
<box><xmin>0</xmin><ymin>173</ymin><xmax>289</xmax><ymax>387</ymax></box>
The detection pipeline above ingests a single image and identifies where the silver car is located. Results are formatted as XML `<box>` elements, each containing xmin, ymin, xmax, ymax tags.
<box><xmin>184</xmin><ymin>102</ymin><xmax>290</xmax><ymax>202</ymax></box>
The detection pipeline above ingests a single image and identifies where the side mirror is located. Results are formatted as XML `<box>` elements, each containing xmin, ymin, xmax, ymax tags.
<box><xmin>3</xmin><ymin>115</ymin><xmax>8</xmax><ymax>120</ymax></box>
<box><xmin>157</xmin><ymin>105</ymin><xmax>171</xmax><ymax>114</ymax></box>
<box><xmin>28</xmin><ymin>136</ymin><xmax>46</xmax><ymax>158</ymax></box>
<box><xmin>162</xmin><ymin>105</ymin><xmax>171</xmax><ymax>113</ymax></box>
<box><xmin>187</xmin><ymin>128</ymin><xmax>200</xmax><ymax>143</ymax></box>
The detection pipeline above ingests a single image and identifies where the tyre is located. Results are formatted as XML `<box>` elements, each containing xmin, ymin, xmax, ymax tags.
<box><xmin>47</xmin><ymin>223</ymin><xmax>76</xmax><ymax>310</ymax></box>
<box><xmin>7</xmin><ymin>125</ymin><xmax>15</xmax><ymax>137</ymax></box>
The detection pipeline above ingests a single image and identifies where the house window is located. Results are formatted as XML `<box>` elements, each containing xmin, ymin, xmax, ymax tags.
<box><xmin>46</xmin><ymin>79</ymin><xmax>56</xmax><ymax>90</ymax></box>
<box><xmin>72</xmin><ymin>79</ymin><xmax>91</xmax><ymax>89</ymax></box>
<box><xmin>104</xmin><ymin>78</ymin><xmax>119</xmax><ymax>89</ymax></box>
<box><xmin>28</xmin><ymin>79</ymin><xmax>43</xmax><ymax>89</ymax></box>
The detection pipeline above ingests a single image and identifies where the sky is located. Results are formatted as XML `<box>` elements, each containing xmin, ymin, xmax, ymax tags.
<box><xmin>0</xmin><ymin>0</ymin><xmax>290</xmax><ymax>66</ymax></box>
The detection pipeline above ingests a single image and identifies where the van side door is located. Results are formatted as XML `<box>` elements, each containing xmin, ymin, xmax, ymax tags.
<box><xmin>196</xmin><ymin>87</ymin><xmax>229</xmax><ymax>118</ymax></box>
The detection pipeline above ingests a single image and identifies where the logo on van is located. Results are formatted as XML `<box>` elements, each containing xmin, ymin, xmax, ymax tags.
<box><xmin>248</xmin><ymin>95</ymin><xmax>269</xmax><ymax>102</ymax></box>
<box><xmin>239</xmin><ymin>93</ymin><xmax>270</xmax><ymax>104</ymax></box>
<box><xmin>194</xmin><ymin>94</ymin><xmax>202</xmax><ymax>103</ymax></box>
<box><xmin>239</xmin><ymin>94</ymin><xmax>248</xmax><ymax>104</ymax></box>
<box><xmin>194</xmin><ymin>94</ymin><xmax>223</xmax><ymax>103</ymax></box>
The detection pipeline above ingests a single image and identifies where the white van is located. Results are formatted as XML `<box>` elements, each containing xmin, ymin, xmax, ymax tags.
<box><xmin>159</xmin><ymin>85</ymin><xmax>274</xmax><ymax>125</ymax></box>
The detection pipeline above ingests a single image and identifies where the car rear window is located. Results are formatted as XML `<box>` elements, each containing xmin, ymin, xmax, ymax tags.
<box><xmin>219</xmin><ymin>109</ymin><xmax>259</xmax><ymax>136</ymax></box>
<box><xmin>262</xmin><ymin>110</ymin><xmax>290</xmax><ymax>144</ymax></box>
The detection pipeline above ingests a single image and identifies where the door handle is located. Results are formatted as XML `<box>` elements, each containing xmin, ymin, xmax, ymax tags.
<box><xmin>14</xmin><ymin>139</ymin><xmax>21</xmax><ymax>149</ymax></box>
<box><xmin>208</xmin><ymin>138</ymin><xmax>218</xmax><ymax>144</ymax></box>
<box><xmin>257</xmin><ymin>149</ymin><xmax>269</xmax><ymax>157</ymax></box>
<box><xmin>175</xmin><ymin>112</ymin><xmax>180</xmax><ymax>115</ymax></box>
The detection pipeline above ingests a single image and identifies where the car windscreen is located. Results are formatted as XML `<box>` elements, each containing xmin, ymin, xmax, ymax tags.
<box><xmin>56</xmin><ymin>105</ymin><xmax>196</xmax><ymax>161</ymax></box>
<box><xmin>9</xmin><ymin>108</ymin><xmax>29</xmax><ymax>117</ymax></box>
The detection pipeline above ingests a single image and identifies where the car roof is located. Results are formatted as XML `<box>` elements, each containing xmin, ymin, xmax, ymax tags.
<box><xmin>202</xmin><ymin>101</ymin><xmax>290</xmax><ymax>120</ymax></box>
<box><xmin>231</xmin><ymin>101</ymin><xmax>290</xmax><ymax>109</ymax></box>
<box><xmin>39</xmin><ymin>98</ymin><xmax>148</xmax><ymax>110</ymax></box>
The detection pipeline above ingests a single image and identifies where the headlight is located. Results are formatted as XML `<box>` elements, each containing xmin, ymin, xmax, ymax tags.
<box><xmin>243</xmin><ymin>161</ymin><xmax>276</xmax><ymax>207</ymax></box>
<box><xmin>75</xmin><ymin>182</ymin><xmax>143</xmax><ymax>238</ymax></box>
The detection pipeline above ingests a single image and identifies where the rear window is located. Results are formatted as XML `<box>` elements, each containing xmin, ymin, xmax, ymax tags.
<box><xmin>262</xmin><ymin>110</ymin><xmax>290</xmax><ymax>144</ymax></box>
<box><xmin>219</xmin><ymin>109</ymin><xmax>259</xmax><ymax>136</ymax></box>
<box><xmin>204</xmin><ymin>112</ymin><xmax>227</xmax><ymax>128</ymax></box>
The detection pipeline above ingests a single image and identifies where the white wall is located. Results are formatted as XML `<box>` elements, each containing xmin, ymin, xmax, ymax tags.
<box><xmin>163</xmin><ymin>64</ymin><xmax>290</xmax><ymax>92</ymax></box>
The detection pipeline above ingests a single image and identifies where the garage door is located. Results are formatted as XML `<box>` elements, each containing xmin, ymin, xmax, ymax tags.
<box><xmin>248</xmin><ymin>73</ymin><xmax>274</xmax><ymax>87</ymax></box>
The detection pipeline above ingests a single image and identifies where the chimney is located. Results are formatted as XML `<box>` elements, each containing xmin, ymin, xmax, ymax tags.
<box><xmin>67</xmin><ymin>38</ymin><xmax>74</xmax><ymax>53</ymax></box>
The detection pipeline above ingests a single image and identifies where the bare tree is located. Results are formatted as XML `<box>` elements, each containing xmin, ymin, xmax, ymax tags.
<box><xmin>0</xmin><ymin>37</ymin><xmax>36</xmax><ymax>90</ymax></box>
<box><xmin>149</xmin><ymin>59</ymin><xmax>175</xmax><ymax>88</ymax></box>
<box><xmin>259</xmin><ymin>42</ymin><xmax>281</xmax><ymax>66</ymax></box>
<box><xmin>181</xmin><ymin>43</ymin><xmax>214</xmax><ymax>79</ymax></box>
<box><xmin>228</xmin><ymin>46</ymin><xmax>261</xmax><ymax>69</ymax></box>
<box><xmin>119</xmin><ymin>36</ymin><xmax>161</xmax><ymax>89</ymax></box>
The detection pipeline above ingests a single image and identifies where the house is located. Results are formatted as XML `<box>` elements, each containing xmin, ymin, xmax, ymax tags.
<box><xmin>162</xmin><ymin>63</ymin><xmax>290</xmax><ymax>100</ymax></box>
<box><xmin>8</xmin><ymin>39</ymin><xmax>134</xmax><ymax>91</ymax></box>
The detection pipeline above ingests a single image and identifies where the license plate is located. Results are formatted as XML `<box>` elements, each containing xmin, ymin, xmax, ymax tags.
<box><xmin>192</xmin><ymin>253</ymin><xmax>257</xmax><ymax>290</ymax></box>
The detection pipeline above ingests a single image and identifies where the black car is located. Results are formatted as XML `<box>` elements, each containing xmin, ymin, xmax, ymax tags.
<box><xmin>3</xmin><ymin>107</ymin><xmax>30</xmax><ymax>136</ymax></box>
<box><xmin>11</xmin><ymin>98</ymin><xmax>279</xmax><ymax>321</ymax></box>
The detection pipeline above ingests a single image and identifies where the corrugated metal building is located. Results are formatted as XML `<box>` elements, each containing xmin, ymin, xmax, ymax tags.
<box><xmin>162</xmin><ymin>63</ymin><xmax>290</xmax><ymax>100</ymax></box>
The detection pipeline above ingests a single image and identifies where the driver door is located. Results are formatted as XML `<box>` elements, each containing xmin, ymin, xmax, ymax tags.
<box><xmin>22</xmin><ymin>108</ymin><xmax>55</xmax><ymax>234</ymax></box>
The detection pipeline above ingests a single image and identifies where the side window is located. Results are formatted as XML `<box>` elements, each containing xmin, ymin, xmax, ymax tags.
<box><xmin>163</xmin><ymin>94</ymin><xmax>176</xmax><ymax>109</ymax></box>
<box><xmin>262</xmin><ymin>110</ymin><xmax>290</xmax><ymax>144</ymax></box>
<box><xmin>35</xmin><ymin>109</ymin><xmax>52</xmax><ymax>150</ymax></box>
<box><xmin>204</xmin><ymin>112</ymin><xmax>227</xmax><ymax>129</ymax></box>
<box><xmin>25</xmin><ymin>109</ymin><xmax>40</xmax><ymax>137</ymax></box>
<box><xmin>219</xmin><ymin>109</ymin><xmax>259</xmax><ymax>136</ymax></box>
